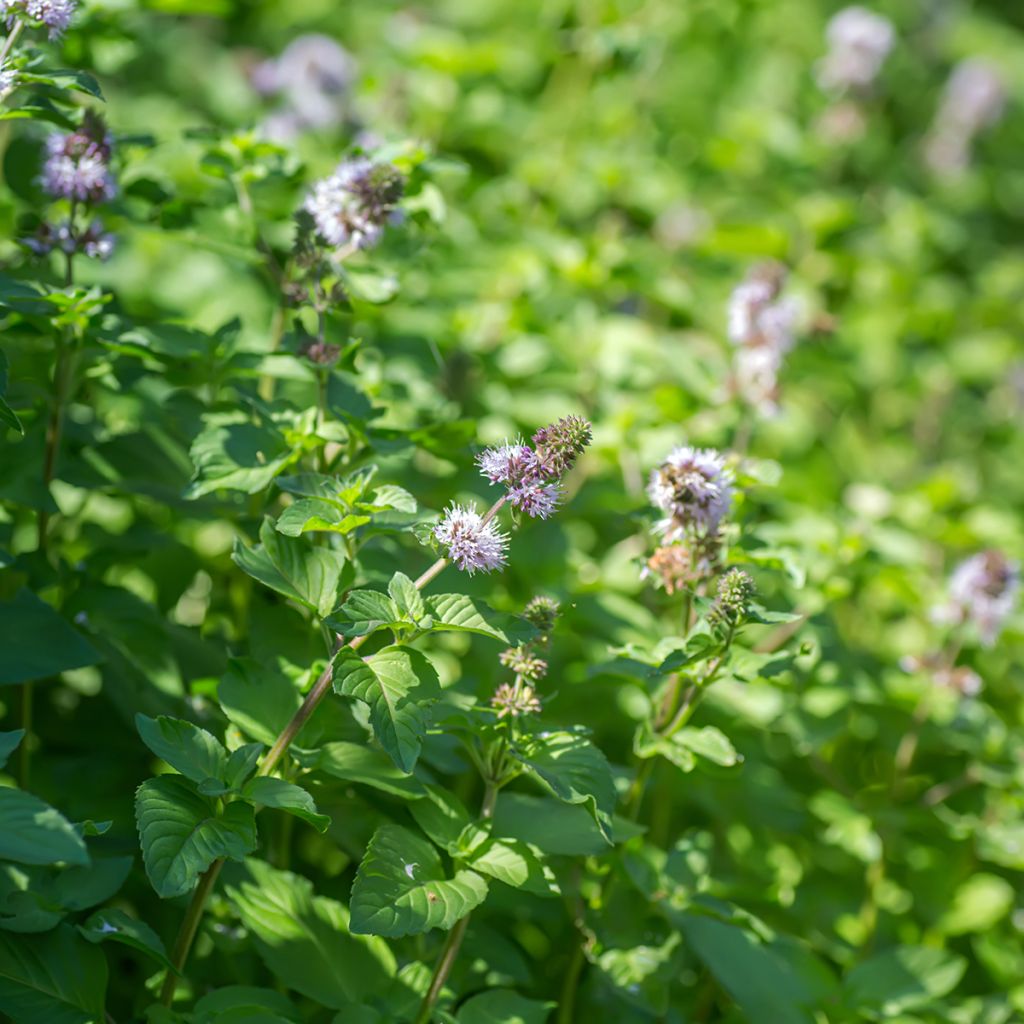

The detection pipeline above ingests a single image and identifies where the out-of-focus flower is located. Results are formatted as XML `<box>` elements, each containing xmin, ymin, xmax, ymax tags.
<box><xmin>499</xmin><ymin>646</ymin><xmax>548</xmax><ymax>682</ymax></box>
<box><xmin>3</xmin><ymin>0</ymin><xmax>77</xmax><ymax>38</ymax></box>
<box><xmin>815</xmin><ymin>100</ymin><xmax>868</xmax><ymax>143</ymax></box>
<box><xmin>433</xmin><ymin>504</ymin><xmax>508</xmax><ymax>575</ymax></box>
<box><xmin>734</xmin><ymin>345</ymin><xmax>782</xmax><ymax>417</ymax></box>
<box><xmin>22</xmin><ymin>217</ymin><xmax>114</xmax><ymax>260</ymax></box>
<box><xmin>299</xmin><ymin>338</ymin><xmax>341</xmax><ymax>366</ymax></box>
<box><xmin>932</xmin><ymin>550</ymin><xmax>1019</xmax><ymax>647</ymax></box>
<box><xmin>642</xmin><ymin>544</ymin><xmax>695</xmax><ymax>595</ymax></box>
<box><xmin>253</xmin><ymin>34</ymin><xmax>355</xmax><ymax>141</ymax></box>
<box><xmin>924</xmin><ymin>60</ymin><xmax>1006</xmax><ymax>178</ymax></box>
<box><xmin>304</xmin><ymin>156</ymin><xmax>404</xmax><ymax>252</ymax></box>
<box><xmin>901</xmin><ymin>655</ymin><xmax>983</xmax><ymax>698</ymax></box>
<box><xmin>648</xmin><ymin>445</ymin><xmax>733</xmax><ymax>540</ymax></box>
<box><xmin>708</xmin><ymin>568</ymin><xmax>756</xmax><ymax>628</ymax></box>
<box><xmin>491</xmin><ymin>681</ymin><xmax>542</xmax><ymax>719</ymax></box>
<box><xmin>816</xmin><ymin>6</ymin><xmax>895</xmax><ymax>94</ymax></box>
<box><xmin>0</xmin><ymin>64</ymin><xmax>16</xmax><ymax>93</ymax></box>
<box><xmin>524</xmin><ymin>595</ymin><xmax>560</xmax><ymax>635</ymax></box>
<box><xmin>41</xmin><ymin>114</ymin><xmax>116</xmax><ymax>204</ymax></box>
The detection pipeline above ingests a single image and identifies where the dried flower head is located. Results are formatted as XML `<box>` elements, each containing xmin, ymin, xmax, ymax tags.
<box><xmin>816</xmin><ymin>6</ymin><xmax>895</xmax><ymax>94</ymax></box>
<box><xmin>4</xmin><ymin>0</ymin><xmax>77</xmax><ymax>37</ymax></box>
<box><xmin>709</xmin><ymin>568</ymin><xmax>756</xmax><ymax>627</ymax></box>
<box><xmin>491</xmin><ymin>682</ymin><xmax>542</xmax><ymax>719</ymax></box>
<box><xmin>41</xmin><ymin>114</ymin><xmax>116</xmax><ymax>204</ymax></box>
<box><xmin>643</xmin><ymin>544</ymin><xmax>694</xmax><ymax>595</ymax></box>
<box><xmin>499</xmin><ymin>646</ymin><xmax>548</xmax><ymax>682</ymax></box>
<box><xmin>531</xmin><ymin>415</ymin><xmax>592</xmax><ymax>480</ymax></box>
<box><xmin>433</xmin><ymin>504</ymin><xmax>508</xmax><ymax>575</ymax></box>
<box><xmin>933</xmin><ymin>550</ymin><xmax>1019</xmax><ymax>647</ymax></box>
<box><xmin>524</xmin><ymin>595</ymin><xmax>560</xmax><ymax>635</ymax></box>
<box><xmin>648</xmin><ymin>446</ymin><xmax>733</xmax><ymax>540</ymax></box>
<box><xmin>304</xmin><ymin>157</ymin><xmax>404</xmax><ymax>252</ymax></box>
<box><xmin>299</xmin><ymin>338</ymin><xmax>341</xmax><ymax>366</ymax></box>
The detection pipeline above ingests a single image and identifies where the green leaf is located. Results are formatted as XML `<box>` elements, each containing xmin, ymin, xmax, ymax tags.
<box><xmin>241</xmin><ymin>777</ymin><xmax>330</xmax><ymax>832</ymax></box>
<box><xmin>679</xmin><ymin>915</ymin><xmax>817</xmax><ymax>1024</ymax></box>
<box><xmin>135</xmin><ymin>776</ymin><xmax>257</xmax><ymax>898</ymax></box>
<box><xmin>512</xmin><ymin>731</ymin><xmax>616</xmax><ymax>843</ymax></box>
<box><xmin>223</xmin><ymin>743</ymin><xmax>264</xmax><ymax>790</ymax></box>
<box><xmin>233</xmin><ymin>519</ymin><xmax>350</xmax><ymax>618</ymax></box>
<box><xmin>350</xmin><ymin>824</ymin><xmax>488</xmax><ymax>937</ymax></box>
<box><xmin>276</xmin><ymin>498</ymin><xmax>371</xmax><ymax>537</ymax></box>
<box><xmin>135</xmin><ymin>714</ymin><xmax>228</xmax><ymax>784</ymax></box>
<box><xmin>408</xmin><ymin>785</ymin><xmax>472</xmax><ymax>853</ymax></box>
<box><xmin>186</xmin><ymin>418</ymin><xmax>299</xmax><ymax>498</ymax></box>
<box><xmin>938</xmin><ymin>873</ymin><xmax>1014</xmax><ymax>936</ymax></box>
<box><xmin>226</xmin><ymin>859</ymin><xmax>395</xmax><ymax>1008</ymax></box>
<box><xmin>193</xmin><ymin>985</ymin><xmax>300</xmax><ymax>1024</ymax></box>
<box><xmin>843</xmin><ymin>946</ymin><xmax>968</xmax><ymax>1016</ymax></box>
<box><xmin>423</xmin><ymin>594</ymin><xmax>533</xmax><ymax>644</ymax></box>
<box><xmin>331</xmin><ymin>646</ymin><xmax>441</xmax><ymax>772</ymax></box>
<box><xmin>331</xmin><ymin>590</ymin><xmax>403</xmax><ymax>637</ymax></box>
<box><xmin>388</xmin><ymin>572</ymin><xmax>426</xmax><ymax>622</ymax></box>
<box><xmin>78</xmin><ymin>907</ymin><xmax>175</xmax><ymax>971</ymax></box>
<box><xmin>364</xmin><ymin>485</ymin><xmax>417</xmax><ymax>513</ymax></box>
<box><xmin>296</xmin><ymin>741</ymin><xmax>426</xmax><ymax>799</ymax></box>
<box><xmin>466</xmin><ymin>838</ymin><xmax>559</xmax><ymax>897</ymax></box>
<box><xmin>457</xmin><ymin>989</ymin><xmax>555</xmax><ymax>1024</ymax></box>
<box><xmin>0</xmin><ymin>351</ymin><xmax>23</xmax><ymax>434</ymax></box>
<box><xmin>0</xmin><ymin>589</ymin><xmax>101</xmax><ymax>686</ymax></box>
<box><xmin>491</xmin><ymin>794</ymin><xmax>634</xmax><ymax>856</ymax></box>
<box><xmin>0</xmin><ymin>924</ymin><xmax>108</xmax><ymax>1024</ymax></box>
<box><xmin>219</xmin><ymin>659</ymin><xmax>303</xmax><ymax>747</ymax></box>
<box><xmin>0</xmin><ymin>730</ymin><xmax>25</xmax><ymax>770</ymax></box>
<box><xmin>635</xmin><ymin>724</ymin><xmax>741</xmax><ymax>773</ymax></box>
<box><xmin>0</xmin><ymin>789</ymin><xmax>89</xmax><ymax>867</ymax></box>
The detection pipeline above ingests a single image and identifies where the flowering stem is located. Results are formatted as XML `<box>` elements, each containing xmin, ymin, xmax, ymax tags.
<box><xmin>157</xmin><ymin>495</ymin><xmax>509</xmax><ymax>1005</ymax></box>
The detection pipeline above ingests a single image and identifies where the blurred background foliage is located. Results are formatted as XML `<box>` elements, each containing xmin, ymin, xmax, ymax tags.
<box><xmin>1</xmin><ymin>0</ymin><xmax>1023</xmax><ymax>1021</ymax></box>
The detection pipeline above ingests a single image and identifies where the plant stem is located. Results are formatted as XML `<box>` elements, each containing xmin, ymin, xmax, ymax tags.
<box><xmin>556</xmin><ymin>941</ymin><xmax>587</xmax><ymax>1024</ymax></box>
<box><xmin>0</xmin><ymin>19</ymin><xmax>24</xmax><ymax>71</ymax></box>
<box><xmin>157</xmin><ymin>495</ymin><xmax>510</xmax><ymax>1004</ymax></box>
<box><xmin>17</xmin><ymin>681</ymin><xmax>32</xmax><ymax>789</ymax></box>
<box><xmin>158</xmin><ymin>860</ymin><xmax>222</xmax><ymax>1005</ymax></box>
<box><xmin>415</xmin><ymin>779</ymin><xmax>499</xmax><ymax>1024</ymax></box>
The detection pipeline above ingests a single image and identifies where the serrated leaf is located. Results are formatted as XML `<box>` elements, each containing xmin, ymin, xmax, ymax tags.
<box><xmin>331</xmin><ymin>590</ymin><xmax>403</xmax><ymax>637</ymax></box>
<box><xmin>135</xmin><ymin>776</ymin><xmax>257</xmax><ymax>898</ymax></box>
<box><xmin>226</xmin><ymin>859</ymin><xmax>395</xmax><ymax>1008</ymax></box>
<box><xmin>0</xmin><ymin>924</ymin><xmax>108</xmax><ymax>1024</ymax></box>
<box><xmin>350</xmin><ymin>824</ymin><xmax>488</xmax><ymax>937</ymax></box>
<box><xmin>296</xmin><ymin>741</ymin><xmax>426</xmax><ymax>799</ymax></box>
<box><xmin>408</xmin><ymin>786</ymin><xmax>473</xmax><ymax>853</ymax></box>
<box><xmin>466</xmin><ymin>838</ymin><xmax>559</xmax><ymax>897</ymax></box>
<box><xmin>186</xmin><ymin>418</ymin><xmax>299</xmax><ymax>498</ymax></box>
<box><xmin>224</xmin><ymin>743</ymin><xmax>264</xmax><ymax>790</ymax></box>
<box><xmin>276</xmin><ymin>498</ymin><xmax>370</xmax><ymax>537</ymax></box>
<box><xmin>241</xmin><ymin>777</ymin><xmax>330</xmax><ymax>832</ymax></box>
<box><xmin>135</xmin><ymin>714</ymin><xmax>228</xmax><ymax>784</ymax></box>
<box><xmin>512</xmin><ymin>731</ymin><xmax>616</xmax><ymax>843</ymax></box>
<box><xmin>219</xmin><ymin>659</ymin><xmax>303</xmax><ymax>747</ymax></box>
<box><xmin>365</xmin><ymin>485</ymin><xmax>417</xmax><ymax>513</ymax></box>
<box><xmin>456</xmin><ymin>989</ymin><xmax>555</xmax><ymax>1024</ymax></box>
<box><xmin>78</xmin><ymin>907</ymin><xmax>175</xmax><ymax>971</ymax></box>
<box><xmin>423</xmin><ymin>594</ymin><xmax>534</xmax><ymax>644</ymax></box>
<box><xmin>233</xmin><ymin>519</ymin><xmax>350</xmax><ymax>618</ymax></box>
<box><xmin>331</xmin><ymin>646</ymin><xmax>440</xmax><ymax>772</ymax></box>
<box><xmin>388</xmin><ymin>572</ymin><xmax>425</xmax><ymax>622</ymax></box>
<box><xmin>0</xmin><ymin>789</ymin><xmax>89</xmax><ymax>867</ymax></box>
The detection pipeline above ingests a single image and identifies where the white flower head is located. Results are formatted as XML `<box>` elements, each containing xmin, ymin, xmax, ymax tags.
<box><xmin>508</xmin><ymin>481</ymin><xmax>561</xmax><ymax>520</ymax></box>
<box><xmin>648</xmin><ymin>446</ymin><xmax>734</xmax><ymax>539</ymax></box>
<box><xmin>303</xmin><ymin>156</ymin><xmax>403</xmax><ymax>252</ymax></box>
<box><xmin>933</xmin><ymin>550</ymin><xmax>1019</xmax><ymax>647</ymax></box>
<box><xmin>433</xmin><ymin>504</ymin><xmax>508</xmax><ymax>574</ymax></box>
<box><xmin>477</xmin><ymin>443</ymin><xmax>537</xmax><ymax>486</ymax></box>
<box><xmin>817</xmin><ymin>6</ymin><xmax>895</xmax><ymax>94</ymax></box>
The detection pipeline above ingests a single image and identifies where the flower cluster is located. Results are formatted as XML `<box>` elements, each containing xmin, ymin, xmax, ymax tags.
<box><xmin>2</xmin><ymin>0</ymin><xmax>77</xmax><ymax>38</ymax></box>
<box><xmin>933</xmin><ymin>550</ymin><xmax>1019</xmax><ymax>647</ymax></box>
<box><xmin>29</xmin><ymin>112</ymin><xmax>117</xmax><ymax>262</ymax></box>
<box><xmin>816</xmin><ymin>6</ymin><xmax>895</xmax><ymax>95</ymax></box>
<box><xmin>491</xmin><ymin>596</ymin><xmax>560</xmax><ymax>720</ymax></box>
<box><xmin>708</xmin><ymin>568</ymin><xmax>756</xmax><ymax>629</ymax></box>
<box><xmin>900</xmin><ymin>655</ymin><xmax>982</xmax><ymax>699</ymax></box>
<box><xmin>648</xmin><ymin>445</ymin><xmax>733</xmax><ymax>541</ymax></box>
<box><xmin>727</xmin><ymin>263</ymin><xmax>799</xmax><ymax>417</ymax></box>
<box><xmin>432</xmin><ymin>504</ymin><xmax>508</xmax><ymax>575</ymax></box>
<box><xmin>303</xmin><ymin>156</ymin><xmax>404</xmax><ymax>252</ymax></box>
<box><xmin>252</xmin><ymin>34</ymin><xmax>355</xmax><ymax>143</ymax></box>
<box><xmin>491</xmin><ymin>682</ymin><xmax>542</xmax><ymax>719</ymax></box>
<box><xmin>523</xmin><ymin>595</ymin><xmax>560</xmax><ymax>638</ymax></box>
<box><xmin>923</xmin><ymin>60</ymin><xmax>1006</xmax><ymax>178</ymax></box>
<box><xmin>476</xmin><ymin>416</ymin><xmax>592</xmax><ymax>521</ymax></box>
<box><xmin>499</xmin><ymin>646</ymin><xmax>548</xmax><ymax>682</ymax></box>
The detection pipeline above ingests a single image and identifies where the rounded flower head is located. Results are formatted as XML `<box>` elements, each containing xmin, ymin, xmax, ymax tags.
<box><xmin>532</xmin><ymin>415</ymin><xmax>592</xmax><ymax>480</ymax></box>
<box><xmin>6</xmin><ymin>0</ymin><xmax>77</xmax><ymax>37</ymax></box>
<box><xmin>524</xmin><ymin>595</ymin><xmax>560</xmax><ymax>635</ymax></box>
<box><xmin>491</xmin><ymin>682</ymin><xmax>541</xmax><ymax>719</ymax></box>
<box><xmin>41</xmin><ymin>115</ymin><xmax>115</xmax><ymax>204</ymax></box>
<box><xmin>477</xmin><ymin>443</ymin><xmax>537</xmax><ymax>486</ymax></box>
<box><xmin>303</xmin><ymin>156</ymin><xmax>404</xmax><ymax>252</ymax></box>
<box><xmin>817</xmin><ymin>6</ymin><xmax>895</xmax><ymax>94</ymax></box>
<box><xmin>499</xmin><ymin>646</ymin><xmax>548</xmax><ymax>682</ymax></box>
<box><xmin>934</xmin><ymin>550</ymin><xmax>1019</xmax><ymax>647</ymax></box>
<box><xmin>648</xmin><ymin>446</ymin><xmax>733</xmax><ymax>539</ymax></box>
<box><xmin>433</xmin><ymin>504</ymin><xmax>508</xmax><ymax>575</ymax></box>
<box><xmin>509</xmin><ymin>481</ymin><xmax>560</xmax><ymax>520</ymax></box>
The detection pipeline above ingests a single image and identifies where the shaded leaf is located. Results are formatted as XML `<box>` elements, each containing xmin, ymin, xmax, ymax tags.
<box><xmin>241</xmin><ymin>777</ymin><xmax>330</xmax><ymax>832</ymax></box>
<box><xmin>0</xmin><ymin>789</ymin><xmax>89</xmax><ymax>867</ymax></box>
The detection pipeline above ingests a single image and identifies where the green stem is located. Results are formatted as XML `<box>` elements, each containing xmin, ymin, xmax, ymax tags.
<box><xmin>556</xmin><ymin>940</ymin><xmax>587</xmax><ymax>1024</ymax></box>
<box><xmin>158</xmin><ymin>860</ymin><xmax>223</xmax><ymax>1006</ymax></box>
<box><xmin>17</xmin><ymin>681</ymin><xmax>32</xmax><ymax>789</ymax></box>
<box><xmin>0</xmin><ymin>19</ymin><xmax>24</xmax><ymax>72</ymax></box>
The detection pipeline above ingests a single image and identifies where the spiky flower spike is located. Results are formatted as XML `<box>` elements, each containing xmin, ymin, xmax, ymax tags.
<box><xmin>491</xmin><ymin>682</ymin><xmax>542</xmax><ymax>719</ymax></box>
<box><xmin>499</xmin><ymin>646</ymin><xmax>548</xmax><ymax>682</ymax></box>
<box><xmin>933</xmin><ymin>550</ymin><xmax>1019</xmax><ymax>647</ymax></box>
<box><xmin>708</xmin><ymin>568</ymin><xmax>756</xmax><ymax>628</ymax></box>
<box><xmin>524</xmin><ymin>595</ymin><xmax>560</xmax><ymax>636</ymax></box>
<box><xmin>532</xmin><ymin>415</ymin><xmax>592</xmax><ymax>480</ymax></box>
<box><xmin>433</xmin><ymin>504</ymin><xmax>508</xmax><ymax>575</ymax></box>
<box><xmin>648</xmin><ymin>445</ymin><xmax>733</xmax><ymax>541</ymax></box>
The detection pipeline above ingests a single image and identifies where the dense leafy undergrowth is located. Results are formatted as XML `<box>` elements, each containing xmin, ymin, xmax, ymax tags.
<box><xmin>1</xmin><ymin>1</ymin><xmax>1022</xmax><ymax>1022</ymax></box>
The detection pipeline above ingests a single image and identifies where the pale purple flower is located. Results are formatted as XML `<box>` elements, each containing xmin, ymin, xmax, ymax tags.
<box><xmin>817</xmin><ymin>6</ymin><xmax>895</xmax><ymax>94</ymax></box>
<box><xmin>41</xmin><ymin>120</ymin><xmax>115</xmax><ymax>204</ymax></box>
<box><xmin>303</xmin><ymin>157</ymin><xmax>403</xmax><ymax>252</ymax></box>
<box><xmin>433</xmin><ymin>504</ymin><xmax>508</xmax><ymax>574</ymax></box>
<box><xmin>648</xmin><ymin>446</ymin><xmax>733</xmax><ymax>539</ymax></box>
<box><xmin>5</xmin><ymin>0</ymin><xmax>77</xmax><ymax>36</ymax></box>
<box><xmin>933</xmin><ymin>550</ymin><xmax>1019</xmax><ymax>647</ymax></box>
<box><xmin>477</xmin><ymin>443</ymin><xmax>537</xmax><ymax>486</ymax></box>
<box><xmin>79</xmin><ymin>219</ymin><xmax>115</xmax><ymax>260</ymax></box>
<box><xmin>734</xmin><ymin>345</ymin><xmax>782</xmax><ymax>417</ymax></box>
<box><xmin>508</xmin><ymin>481</ymin><xmax>560</xmax><ymax>520</ymax></box>
<box><xmin>0</xmin><ymin>64</ymin><xmax>15</xmax><ymax>93</ymax></box>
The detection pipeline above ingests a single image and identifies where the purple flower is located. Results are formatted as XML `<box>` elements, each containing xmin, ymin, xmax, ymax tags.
<box><xmin>41</xmin><ymin>116</ymin><xmax>115</xmax><ymax>204</ymax></box>
<box><xmin>303</xmin><ymin>157</ymin><xmax>404</xmax><ymax>252</ymax></box>
<box><xmin>648</xmin><ymin>446</ymin><xmax>733</xmax><ymax>539</ymax></box>
<box><xmin>477</xmin><ymin>443</ymin><xmax>538</xmax><ymax>486</ymax></box>
<box><xmin>817</xmin><ymin>6</ymin><xmax>895</xmax><ymax>94</ymax></box>
<box><xmin>433</xmin><ymin>504</ymin><xmax>508</xmax><ymax>574</ymax></box>
<box><xmin>509</xmin><ymin>481</ymin><xmax>560</xmax><ymax>520</ymax></box>
<box><xmin>933</xmin><ymin>550</ymin><xmax>1019</xmax><ymax>647</ymax></box>
<box><xmin>4</xmin><ymin>0</ymin><xmax>77</xmax><ymax>37</ymax></box>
